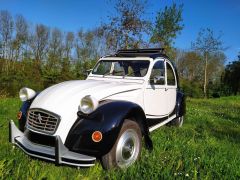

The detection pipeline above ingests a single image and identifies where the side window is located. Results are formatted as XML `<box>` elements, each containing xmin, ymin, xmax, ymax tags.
<box><xmin>93</xmin><ymin>61</ymin><xmax>112</xmax><ymax>74</ymax></box>
<box><xmin>166</xmin><ymin>62</ymin><xmax>176</xmax><ymax>86</ymax></box>
<box><xmin>150</xmin><ymin>61</ymin><xmax>165</xmax><ymax>85</ymax></box>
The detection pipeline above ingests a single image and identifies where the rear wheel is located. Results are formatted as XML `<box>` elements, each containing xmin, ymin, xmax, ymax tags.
<box><xmin>101</xmin><ymin>120</ymin><xmax>142</xmax><ymax>169</ymax></box>
<box><xmin>168</xmin><ymin>116</ymin><xmax>184</xmax><ymax>127</ymax></box>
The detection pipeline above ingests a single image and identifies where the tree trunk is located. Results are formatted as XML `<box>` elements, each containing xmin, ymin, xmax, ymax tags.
<box><xmin>204</xmin><ymin>53</ymin><xmax>208</xmax><ymax>98</ymax></box>
<box><xmin>125</xmin><ymin>33</ymin><xmax>128</xmax><ymax>49</ymax></box>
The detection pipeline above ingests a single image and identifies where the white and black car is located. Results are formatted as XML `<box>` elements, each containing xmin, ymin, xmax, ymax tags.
<box><xmin>9</xmin><ymin>48</ymin><xmax>185</xmax><ymax>169</ymax></box>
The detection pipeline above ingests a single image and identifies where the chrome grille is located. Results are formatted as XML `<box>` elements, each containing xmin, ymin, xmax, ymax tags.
<box><xmin>27</xmin><ymin>109</ymin><xmax>60</xmax><ymax>134</ymax></box>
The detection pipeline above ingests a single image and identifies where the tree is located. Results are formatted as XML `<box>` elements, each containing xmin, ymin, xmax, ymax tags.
<box><xmin>75</xmin><ymin>29</ymin><xmax>99</xmax><ymax>77</ymax></box>
<box><xmin>192</xmin><ymin>28</ymin><xmax>225</xmax><ymax>98</ymax></box>
<box><xmin>49</xmin><ymin>28</ymin><xmax>63</xmax><ymax>58</ymax></box>
<box><xmin>150</xmin><ymin>3</ymin><xmax>184</xmax><ymax>55</ymax></box>
<box><xmin>29</xmin><ymin>24</ymin><xmax>49</xmax><ymax>61</ymax></box>
<box><xmin>178</xmin><ymin>51</ymin><xmax>203</xmax><ymax>81</ymax></box>
<box><xmin>75</xmin><ymin>29</ymin><xmax>100</xmax><ymax>61</ymax></box>
<box><xmin>13</xmin><ymin>14</ymin><xmax>28</xmax><ymax>61</ymax></box>
<box><xmin>64</xmin><ymin>32</ymin><xmax>74</xmax><ymax>59</ymax></box>
<box><xmin>0</xmin><ymin>10</ymin><xmax>14</xmax><ymax>59</ymax></box>
<box><xmin>102</xmin><ymin>0</ymin><xmax>150</xmax><ymax>52</ymax></box>
<box><xmin>223</xmin><ymin>54</ymin><xmax>240</xmax><ymax>95</ymax></box>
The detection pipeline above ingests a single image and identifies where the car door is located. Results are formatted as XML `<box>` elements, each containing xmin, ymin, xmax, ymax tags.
<box><xmin>165</xmin><ymin>61</ymin><xmax>177</xmax><ymax>114</ymax></box>
<box><xmin>144</xmin><ymin>60</ymin><xmax>168</xmax><ymax>118</ymax></box>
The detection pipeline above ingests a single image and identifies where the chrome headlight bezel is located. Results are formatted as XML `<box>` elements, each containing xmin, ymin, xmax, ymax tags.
<box><xmin>79</xmin><ymin>95</ymin><xmax>99</xmax><ymax>114</ymax></box>
<box><xmin>19</xmin><ymin>87</ymin><xmax>36</xmax><ymax>101</ymax></box>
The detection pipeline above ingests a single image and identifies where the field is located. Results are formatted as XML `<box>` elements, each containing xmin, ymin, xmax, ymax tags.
<box><xmin>0</xmin><ymin>96</ymin><xmax>240</xmax><ymax>179</ymax></box>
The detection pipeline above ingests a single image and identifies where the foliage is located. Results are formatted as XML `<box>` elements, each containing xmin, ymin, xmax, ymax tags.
<box><xmin>0</xmin><ymin>58</ymin><xmax>97</xmax><ymax>96</ymax></box>
<box><xmin>177</xmin><ymin>51</ymin><xmax>203</xmax><ymax>82</ymax></box>
<box><xmin>191</xmin><ymin>28</ymin><xmax>225</xmax><ymax>98</ymax></box>
<box><xmin>0</xmin><ymin>10</ymin><xmax>14</xmax><ymax>59</ymax></box>
<box><xmin>150</xmin><ymin>3</ymin><xmax>184</xmax><ymax>56</ymax></box>
<box><xmin>222</xmin><ymin>56</ymin><xmax>240</xmax><ymax>95</ymax></box>
<box><xmin>0</xmin><ymin>6</ymin><xmax>234</xmax><ymax>98</ymax></box>
<box><xmin>102</xmin><ymin>0</ymin><xmax>150</xmax><ymax>52</ymax></box>
<box><xmin>0</xmin><ymin>97</ymin><xmax>240</xmax><ymax>179</ymax></box>
<box><xmin>180</xmin><ymin>78</ymin><xmax>203</xmax><ymax>98</ymax></box>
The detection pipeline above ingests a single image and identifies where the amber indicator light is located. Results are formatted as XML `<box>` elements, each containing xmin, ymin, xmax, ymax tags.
<box><xmin>17</xmin><ymin>111</ymin><xmax>22</xmax><ymax>120</ymax></box>
<box><xmin>92</xmin><ymin>131</ymin><xmax>102</xmax><ymax>142</ymax></box>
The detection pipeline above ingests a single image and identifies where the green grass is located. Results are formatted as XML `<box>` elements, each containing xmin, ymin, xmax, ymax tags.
<box><xmin>0</xmin><ymin>96</ymin><xmax>240</xmax><ymax>179</ymax></box>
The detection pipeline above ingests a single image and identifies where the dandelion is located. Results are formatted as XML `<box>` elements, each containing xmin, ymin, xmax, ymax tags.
<box><xmin>194</xmin><ymin>156</ymin><xmax>201</xmax><ymax>161</ymax></box>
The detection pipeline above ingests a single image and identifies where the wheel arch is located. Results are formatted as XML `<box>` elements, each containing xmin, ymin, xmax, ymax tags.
<box><xmin>175</xmin><ymin>90</ymin><xmax>186</xmax><ymax>117</ymax></box>
<box><xmin>65</xmin><ymin>100</ymin><xmax>153</xmax><ymax>157</ymax></box>
<box><xmin>123</xmin><ymin>106</ymin><xmax>153</xmax><ymax>150</ymax></box>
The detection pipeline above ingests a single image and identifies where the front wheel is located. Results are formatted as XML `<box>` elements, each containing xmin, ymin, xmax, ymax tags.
<box><xmin>101</xmin><ymin>120</ymin><xmax>142</xmax><ymax>169</ymax></box>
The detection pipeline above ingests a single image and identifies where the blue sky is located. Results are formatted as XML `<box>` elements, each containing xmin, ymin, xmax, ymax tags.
<box><xmin>0</xmin><ymin>0</ymin><xmax>239</xmax><ymax>63</ymax></box>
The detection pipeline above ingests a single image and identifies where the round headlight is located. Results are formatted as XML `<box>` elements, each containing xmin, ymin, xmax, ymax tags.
<box><xmin>19</xmin><ymin>87</ymin><xmax>36</xmax><ymax>101</ymax></box>
<box><xmin>79</xmin><ymin>95</ymin><xmax>99</xmax><ymax>114</ymax></box>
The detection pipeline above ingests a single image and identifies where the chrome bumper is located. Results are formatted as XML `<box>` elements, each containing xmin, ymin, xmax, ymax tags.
<box><xmin>9</xmin><ymin>120</ymin><xmax>96</xmax><ymax>167</ymax></box>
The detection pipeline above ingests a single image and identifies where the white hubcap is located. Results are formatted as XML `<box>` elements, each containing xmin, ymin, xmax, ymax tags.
<box><xmin>116</xmin><ymin>129</ymin><xmax>140</xmax><ymax>168</ymax></box>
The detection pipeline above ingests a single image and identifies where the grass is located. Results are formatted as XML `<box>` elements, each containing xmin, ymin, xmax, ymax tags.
<box><xmin>0</xmin><ymin>96</ymin><xmax>240</xmax><ymax>179</ymax></box>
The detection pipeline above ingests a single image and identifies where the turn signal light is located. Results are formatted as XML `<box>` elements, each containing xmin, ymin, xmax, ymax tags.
<box><xmin>17</xmin><ymin>111</ymin><xmax>22</xmax><ymax>120</ymax></box>
<box><xmin>92</xmin><ymin>131</ymin><xmax>102</xmax><ymax>142</ymax></box>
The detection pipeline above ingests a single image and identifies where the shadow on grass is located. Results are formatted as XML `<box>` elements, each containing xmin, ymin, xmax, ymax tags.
<box><xmin>209</xmin><ymin>126</ymin><xmax>240</xmax><ymax>144</ymax></box>
<box><xmin>193</xmin><ymin>120</ymin><xmax>240</xmax><ymax>144</ymax></box>
<box><xmin>212</xmin><ymin>112</ymin><xmax>240</xmax><ymax>124</ymax></box>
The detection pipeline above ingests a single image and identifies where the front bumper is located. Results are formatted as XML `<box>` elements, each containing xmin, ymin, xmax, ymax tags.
<box><xmin>9</xmin><ymin>120</ymin><xmax>96</xmax><ymax>167</ymax></box>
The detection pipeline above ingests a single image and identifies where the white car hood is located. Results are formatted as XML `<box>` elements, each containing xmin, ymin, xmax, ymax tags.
<box><xmin>31</xmin><ymin>80</ymin><xmax>142</xmax><ymax>111</ymax></box>
<box><xmin>30</xmin><ymin>80</ymin><xmax>143</xmax><ymax>142</ymax></box>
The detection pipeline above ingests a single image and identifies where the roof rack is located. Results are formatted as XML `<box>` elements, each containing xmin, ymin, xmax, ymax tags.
<box><xmin>115</xmin><ymin>48</ymin><xmax>168</xmax><ymax>58</ymax></box>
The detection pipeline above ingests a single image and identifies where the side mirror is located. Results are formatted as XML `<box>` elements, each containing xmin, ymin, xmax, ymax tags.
<box><xmin>149</xmin><ymin>75</ymin><xmax>165</xmax><ymax>85</ymax></box>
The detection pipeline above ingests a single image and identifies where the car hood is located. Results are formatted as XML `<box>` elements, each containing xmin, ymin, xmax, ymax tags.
<box><xmin>30</xmin><ymin>80</ymin><xmax>143</xmax><ymax>141</ymax></box>
<box><xmin>31</xmin><ymin>80</ymin><xmax>142</xmax><ymax>112</ymax></box>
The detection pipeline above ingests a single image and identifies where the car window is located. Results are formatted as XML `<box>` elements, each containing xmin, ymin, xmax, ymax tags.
<box><xmin>150</xmin><ymin>61</ymin><xmax>165</xmax><ymax>85</ymax></box>
<box><xmin>166</xmin><ymin>62</ymin><xmax>176</xmax><ymax>86</ymax></box>
<box><xmin>93</xmin><ymin>61</ymin><xmax>112</xmax><ymax>75</ymax></box>
<box><xmin>92</xmin><ymin>60</ymin><xmax>150</xmax><ymax>77</ymax></box>
<box><xmin>113</xmin><ymin>62</ymin><xmax>125</xmax><ymax>75</ymax></box>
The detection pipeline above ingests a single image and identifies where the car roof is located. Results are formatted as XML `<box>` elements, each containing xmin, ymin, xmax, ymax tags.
<box><xmin>103</xmin><ymin>48</ymin><xmax>170</xmax><ymax>60</ymax></box>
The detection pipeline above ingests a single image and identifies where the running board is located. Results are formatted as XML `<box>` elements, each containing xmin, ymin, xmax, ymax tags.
<box><xmin>149</xmin><ymin>115</ymin><xmax>176</xmax><ymax>132</ymax></box>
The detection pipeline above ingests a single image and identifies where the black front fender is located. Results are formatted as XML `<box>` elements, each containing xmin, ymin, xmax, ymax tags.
<box><xmin>65</xmin><ymin>100</ymin><xmax>153</xmax><ymax>157</ymax></box>
<box><xmin>19</xmin><ymin>100</ymin><xmax>32</xmax><ymax>131</ymax></box>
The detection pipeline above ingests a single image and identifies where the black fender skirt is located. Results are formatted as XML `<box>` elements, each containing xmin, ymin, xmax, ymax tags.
<box><xmin>176</xmin><ymin>90</ymin><xmax>186</xmax><ymax>118</ymax></box>
<box><xmin>65</xmin><ymin>100</ymin><xmax>153</xmax><ymax>157</ymax></box>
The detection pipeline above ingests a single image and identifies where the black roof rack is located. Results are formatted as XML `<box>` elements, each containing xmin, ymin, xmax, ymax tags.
<box><xmin>115</xmin><ymin>48</ymin><xmax>168</xmax><ymax>59</ymax></box>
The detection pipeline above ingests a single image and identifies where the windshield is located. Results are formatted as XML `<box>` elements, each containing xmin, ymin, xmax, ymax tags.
<box><xmin>92</xmin><ymin>60</ymin><xmax>150</xmax><ymax>77</ymax></box>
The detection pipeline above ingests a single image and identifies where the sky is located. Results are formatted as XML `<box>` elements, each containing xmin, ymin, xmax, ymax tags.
<box><xmin>0</xmin><ymin>0</ymin><xmax>239</xmax><ymax>63</ymax></box>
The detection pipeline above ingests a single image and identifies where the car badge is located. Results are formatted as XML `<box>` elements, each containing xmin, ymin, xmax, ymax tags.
<box><xmin>37</xmin><ymin>113</ymin><xmax>43</xmax><ymax>123</ymax></box>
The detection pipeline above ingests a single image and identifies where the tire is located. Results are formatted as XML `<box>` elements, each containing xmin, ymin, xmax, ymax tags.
<box><xmin>101</xmin><ymin>119</ymin><xmax>142</xmax><ymax>170</ymax></box>
<box><xmin>168</xmin><ymin>116</ymin><xmax>184</xmax><ymax>127</ymax></box>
